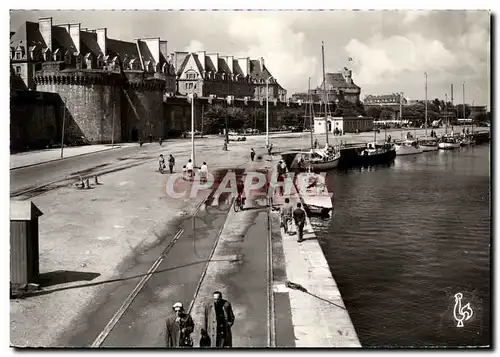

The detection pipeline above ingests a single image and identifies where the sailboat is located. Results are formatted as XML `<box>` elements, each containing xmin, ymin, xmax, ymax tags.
<box><xmin>395</xmin><ymin>92</ymin><xmax>423</xmax><ymax>155</ymax></box>
<box><xmin>438</xmin><ymin>93</ymin><xmax>461</xmax><ymax>149</ymax></box>
<box><xmin>459</xmin><ymin>82</ymin><xmax>475</xmax><ymax>146</ymax></box>
<box><xmin>290</xmin><ymin>43</ymin><xmax>340</xmax><ymax>171</ymax></box>
<box><xmin>420</xmin><ymin>72</ymin><xmax>439</xmax><ymax>151</ymax></box>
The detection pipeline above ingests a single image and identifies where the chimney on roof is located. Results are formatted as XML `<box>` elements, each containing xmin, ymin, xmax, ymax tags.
<box><xmin>69</xmin><ymin>23</ymin><xmax>81</xmax><ymax>54</ymax></box>
<box><xmin>39</xmin><ymin>17</ymin><xmax>53</xmax><ymax>51</ymax></box>
<box><xmin>172</xmin><ymin>52</ymin><xmax>189</xmax><ymax>73</ymax></box>
<box><xmin>208</xmin><ymin>53</ymin><xmax>219</xmax><ymax>73</ymax></box>
<box><xmin>259</xmin><ymin>57</ymin><xmax>265</xmax><ymax>71</ymax></box>
<box><xmin>160</xmin><ymin>41</ymin><xmax>168</xmax><ymax>65</ymax></box>
<box><xmin>237</xmin><ymin>57</ymin><xmax>250</xmax><ymax>77</ymax></box>
<box><xmin>197</xmin><ymin>51</ymin><xmax>206</xmax><ymax>72</ymax></box>
<box><xmin>227</xmin><ymin>55</ymin><xmax>234</xmax><ymax>74</ymax></box>
<box><xmin>96</xmin><ymin>28</ymin><xmax>107</xmax><ymax>55</ymax></box>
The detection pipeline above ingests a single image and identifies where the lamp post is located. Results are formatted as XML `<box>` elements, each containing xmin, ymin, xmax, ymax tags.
<box><xmin>190</xmin><ymin>93</ymin><xmax>195</xmax><ymax>166</ymax></box>
<box><xmin>266</xmin><ymin>76</ymin><xmax>273</xmax><ymax>148</ymax></box>
<box><xmin>111</xmin><ymin>98</ymin><xmax>115</xmax><ymax>148</ymax></box>
<box><xmin>60</xmin><ymin>97</ymin><xmax>66</xmax><ymax>158</ymax></box>
<box><xmin>424</xmin><ymin>72</ymin><xmax>428</xmax><ymax>138</ymax></box>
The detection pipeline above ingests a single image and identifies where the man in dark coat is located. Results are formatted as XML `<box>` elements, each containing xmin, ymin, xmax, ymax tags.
<box><xmin>293</xmin><ymin>202</ymin><xmax>306</xmax><ymax>243</ymax></box>
<box><xmin>166</xmin><ymin>302</ymin><xmax>195</xmax><ymax>348</ymax></box>
<box><xmin>203</xmin><ymin>291</ymin><xmax>235</xmax><ymax>347</ymax></box>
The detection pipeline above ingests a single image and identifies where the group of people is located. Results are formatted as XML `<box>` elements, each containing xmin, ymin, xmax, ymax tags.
<box><xmin>165</xmin><ymin>291</ymin><xmax>235</xmax><ymax>348</ymax></box>
<box><xmin>279</xmin><ymin>198</ymin><xmax>307</xmax><ymax>243</ymax></box>
<box><xmin>158</xmin><ymin>154</ymin><xmax>176</xmax><ymax>174</ymax></box>
<box><xmin>158</xmin><ymin>155</ymin><xmax>208</xmax><ymax>182</ymax></box>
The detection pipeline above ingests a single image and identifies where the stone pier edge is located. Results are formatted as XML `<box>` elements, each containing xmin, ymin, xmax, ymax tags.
<box><xmin>270</xmin><ymin>155</ymin><xmax>362</xmax><ymax>348</ymax></box>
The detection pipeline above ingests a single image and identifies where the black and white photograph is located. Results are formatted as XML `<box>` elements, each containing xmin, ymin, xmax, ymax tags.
<box><xmin>7</xmin><ymin>6</ymin><xmax>491</xmax><ymax>349</ymax></box>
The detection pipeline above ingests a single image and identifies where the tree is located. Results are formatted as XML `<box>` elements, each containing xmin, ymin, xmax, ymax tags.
<box><xmin>455</xmin><ymin>104</ymin><xmax>471</xmax><ymax>119</ymax></box>
<box><xmin>366</xmin><ymin>106</ymin><xmax>382</xmax><ymax>119</ymax></box>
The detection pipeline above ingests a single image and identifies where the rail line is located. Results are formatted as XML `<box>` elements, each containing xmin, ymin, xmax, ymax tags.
<box><xmin>90</xmin><ymin>196</ymin><xmax>210</xmax><ymax>348</ymax></box>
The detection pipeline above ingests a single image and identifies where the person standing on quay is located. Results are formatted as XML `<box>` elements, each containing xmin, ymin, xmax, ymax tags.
<box><xmin>165</xmin><ymin>302</ymin><xmax>195</xmax><ymax>348</ymax></box>
<box><xmin>204</xmin><ymin>291</ymin><xmax>235</xmax><ymax>347</ymax></box>
<box><xmin>168</xmin><ymin>154</ymin><xmax>175</xmax><ymax>174</ymax></box>
<box><xmin>280</xmin><ymin>198</ymin><xmax>293</xmax><ymax>234</ymax></box>
<box><xmin>250</xmin><ymin>148</ymin><xmax>256</xmax><ymax>162</ymax></box>
<box><xmin>293</xmin><ymin>202</ymin><xmax>306</xmax><ymax>243</ymax></box>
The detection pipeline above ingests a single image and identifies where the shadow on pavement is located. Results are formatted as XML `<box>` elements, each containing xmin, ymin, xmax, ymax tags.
<box><xmin>39</xmin><ymin>270</ymin><xmax>101</xmax><ymax>288</ymax></box>
<box><xmin>22</xmin><ymin>259</ymin><xmax>237</xmax><ymax>299</ymax></box>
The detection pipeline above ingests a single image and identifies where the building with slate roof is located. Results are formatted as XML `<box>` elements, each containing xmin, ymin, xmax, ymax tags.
<box><xmin>10</xmin><ymin>17</ymin><xmax>177</xmax><ymax>143</ymax></box>
<box><xmin>172</xmin><ymin>51</ymin><xmax>287</xmax><ymax>102</ymax></box>
<box><xmin>364</xmin><ymin>93</ymin><xmax>407</xmax><ymax>106</ymax></box>
<box><xmin>308</xmin><ymin>67</ymin><xmax>361</xmax><ymax>104</ymax></box>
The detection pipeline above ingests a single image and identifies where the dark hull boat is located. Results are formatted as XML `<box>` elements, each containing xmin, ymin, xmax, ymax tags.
<box><xmin>355</xmin><ymin>143</ymin><xmax>396</xmax><ymax>166</ymax></box>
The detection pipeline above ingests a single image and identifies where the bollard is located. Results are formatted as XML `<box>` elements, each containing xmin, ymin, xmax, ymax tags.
<box><xmin>94</xmin><ymin>176</ymin><xmax>99</xmax><ymax>185</ymax></box>
<box><xmin>85</xmin><ymin>178</ymin><xmax>91</xmax><ymax>189</ymax></box>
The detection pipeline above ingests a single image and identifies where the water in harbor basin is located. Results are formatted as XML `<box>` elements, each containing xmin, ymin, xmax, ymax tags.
<box><xmin>312</xmin><ymin>144</ymin><xmax>490</xmax><ymax>347</ymax></box>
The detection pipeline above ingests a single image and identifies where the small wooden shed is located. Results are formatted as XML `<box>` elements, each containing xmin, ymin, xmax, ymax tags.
<box><xmin>10</xmin><ymin>200</ymin><xmax>43</xmax><ymax>290</ymax></box>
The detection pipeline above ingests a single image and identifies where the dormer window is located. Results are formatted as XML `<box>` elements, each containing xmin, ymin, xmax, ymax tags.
<box><xmin>97</xmin><ymin>53</ymin><xmax>105</xmax><ymax>69</ymax></box>
<box><xmin>53</xmin><ymin>48</ymin><xmax>61</xmax><ymax>61</ymax></box>
<box><xmin>15</xmin><ymin>52</ymin><xmax>21</xmax><ymax>60</ymax></box>
<box><xmin>64</xmin><ymin>51</ymin><xmax>72</xmax><ymax>65</ymax></box>
<box><xmin>84</xmin><ymin>53</ymin><xmax>93</xmax><ymax>69</ymax></box>
<box><xmin>42</xmin><ymin>48</ymin><xmax>51</xmax><ymax>61</ymax></box>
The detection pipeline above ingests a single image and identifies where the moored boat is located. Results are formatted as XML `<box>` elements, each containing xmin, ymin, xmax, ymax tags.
<box><xmin>290</xmin><ymin>148</ymin><xmax>340</xmax><ymax>171</ymax></box>
<box><xmin>295</xmin><ymin>171</ymin><xmax>333</xmax><ymax>217</ymax></box>
<box><xmin>395</xmin><ymin>140</ymin><xmax>423</xmax><ymax>155</ymax></box>
<box><xmin>356</xmin><ymin>142</ymin><xmax>396</xmax><ymax>165</ymax></box>
<box><xmin>438</xmin><ymin>137</ymin><xmax>461</xmax><ymax>149</ymax></box>
<box><xmin>419</xmin><ymin>137</ymin><xmax>439</xmax><ymax>151</ymax></box>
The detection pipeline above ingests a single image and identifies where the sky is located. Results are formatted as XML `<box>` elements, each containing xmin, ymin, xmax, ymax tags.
<box><xmin>10</xmin><ymin>10</ymin><xmax>491</xmax><ymax>108</ymax></box>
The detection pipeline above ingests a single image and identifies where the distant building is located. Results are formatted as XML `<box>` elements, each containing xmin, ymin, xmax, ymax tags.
<box><xmin>310</xmin><ymin>67</ymin><xmax>361</xmax><ymax>104</ymax></box>
<box><xmin>364</xmin><ymin>93</ymin><xmax>407</xmax><ymax>106</ymax></box>
<box><xmin>470</xmin><ymin>105</ymin><xmax>487</xmax><ymax>120</ymax></box>
<box><xmin>172</xmin><ymin>52</ymin><xmax>287</xmax><ymax>101</ymax></box>
<box><xmin>10</xmin><ymin>17</ymin><xmax>177</xmax><ymax>92</ymax></box>
<box><xmin>313</xmin><ymin>115</ymin><xmax>373</xmax><ymax>134</ymax></box>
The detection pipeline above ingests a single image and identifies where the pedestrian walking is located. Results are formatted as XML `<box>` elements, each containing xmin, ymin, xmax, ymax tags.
<box><xmin>159</xmin><ymin>137</ymin><xmax>163</xmax><ymax>146</ymax></box>
<box><xmin>168</xmin><ymin>154</ymin><xmax>175</xmax><ymax>174</ymax></box>
<box><xmin>186</xmin><ymin>159</ymin><xmax>194</xmax><ymax>180</ymax></box>
<box><xmin>268</xmin><ymin>143</ymin><xmax>273</xmax><ymax>156</ymax></box>
<box><xmin>158</xmin><ymin>154</ymin><xmax>166</xmax><ymax>174</ymax></box>
<box><xmin>165</xmin><ymin>302</ymin><xmax>195</xmax><ymax>348</ymax></box>
<box><xmin>280</xmin><ymin>198</ymin><xmax>293</xmax><ymax>234</ymax></box>
<box><xmin>200</xmin><ymin>162</ymin><xmax>208</xmax><ymax>183</ymax></box>
<box><xmin>250</xmin><ymin>148</ymin><xmax>255</xmax><ymax>162</ymax></box>
<box><xmin>293</xmin><ymin>202</ymin><xmax>306</xmax><ymax>243</ymax></box>
<box><xmin>203</xmin><ymin>291</ymin><xmax>235</xmax><ymax>348</ymax></box>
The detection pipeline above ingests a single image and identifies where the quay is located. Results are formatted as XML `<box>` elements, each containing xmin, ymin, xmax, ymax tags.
<box><xmin>10</xmin><ymin>127</ymin><xmax>489</xmax><ymax>347</ymax></box>
<box><xmin>9</xmin><ymin>139</ymin><xmax>362</xmax><ymax>348</ymax></box>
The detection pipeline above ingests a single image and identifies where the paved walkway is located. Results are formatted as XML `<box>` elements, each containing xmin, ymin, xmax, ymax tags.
<box><xmin>10</xmin><ymin>143</ymin><xmax>136</xmax><ymax>170</ymax></box>
<box><xmin>189</xmin><ymin>158</ymin><xmax>273</xmax><ymax>347</ymax></box>
<box><xmin>271</xmin><ymin>160</ymin><xmax>361</xmax><ymax>347</ymax></box>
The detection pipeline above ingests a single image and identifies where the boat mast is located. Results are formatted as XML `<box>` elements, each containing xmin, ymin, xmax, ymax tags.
<box><xmin>309</xmin><ymin>77</ymin><xmax>313</xmax><ymax>149</ymax></box>
<box><xmin>321</xmin><ymin>41</ymin><xmax>329</xmax><ymax>146</ymax></box>
<box><xmin>424</xmin><ymin>72</ymin><xmax>428</xmax><ymax>138</ymax></box>
<box><xmin>445</xmin><ymin>93</ymin><xmax>448</xmax><ymax>135</ymax></box>
<box><xmin>463</xmin><ymin>82</ymin><xmax>467</xmax><ymax>134</ymax></box>
<box><xmin>400</xmin><ymin>92</ymin><xmax>403</xmax><ymax>140</ymax></box>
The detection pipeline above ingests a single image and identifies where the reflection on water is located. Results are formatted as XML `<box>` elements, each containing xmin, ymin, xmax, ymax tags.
<box><xmin>312</xmin><ymin>144</ymin><xmax>491</xmax><ymax>347</ymax></box>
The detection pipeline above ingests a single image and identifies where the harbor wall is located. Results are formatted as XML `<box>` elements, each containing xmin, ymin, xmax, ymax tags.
<box><xmin>271</xmin><ymin>159</ymin><xmax>361</xmax><ymax>346</ymax></box>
